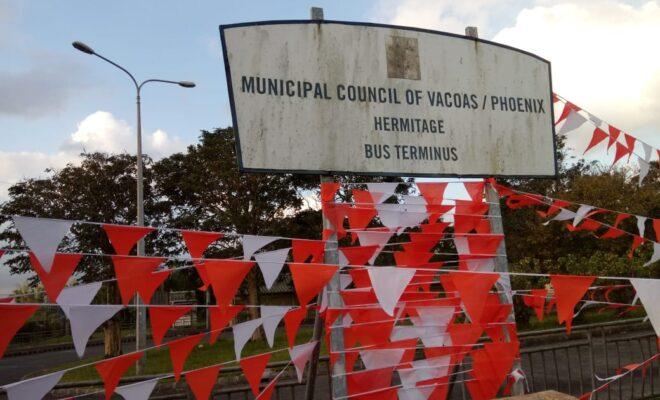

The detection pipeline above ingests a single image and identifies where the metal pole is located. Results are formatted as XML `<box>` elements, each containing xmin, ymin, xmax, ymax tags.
<box><xmin>304</xmin><ymin>9</ymin><xmax>348</xmax><ymax>400</ymax></box>
<box><xmin>466</xmin><ymin>23</ymin><xmax>523</xmax><ymax>397</ymax></box>
<box><xmin>135</xmin><ymin>90</ymin><xmax>147</xmax><ymax>374</ymax></box>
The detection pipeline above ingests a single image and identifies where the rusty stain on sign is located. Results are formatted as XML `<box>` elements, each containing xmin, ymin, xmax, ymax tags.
<box><xmin>386</xmin><ymin>35</ymin><xmax>421</xmax><ymax>80</ymax></box>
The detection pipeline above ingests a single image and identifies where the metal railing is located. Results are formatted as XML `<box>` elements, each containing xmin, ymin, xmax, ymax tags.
<box><xmin>8</xmin><ymin>319</ymin><xmax>658</xmax><ymax>399</ymax></box>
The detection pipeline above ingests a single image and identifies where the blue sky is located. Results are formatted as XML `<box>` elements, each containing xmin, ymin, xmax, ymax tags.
<box><xmin>1</xmin><ymin>1</ymin><xmax>659</xmax><ymax>292</ymax></box>
<box><xmin>2</xmin><ymin>0</ymin><xmax>659</xmax><ymax>194</ymax></box>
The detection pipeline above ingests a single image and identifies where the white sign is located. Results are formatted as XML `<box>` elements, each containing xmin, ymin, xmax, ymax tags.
<box><xmin>220</xmin><ymin>21</ymin><xmax>556</xmax><ymax>177</ymax></box>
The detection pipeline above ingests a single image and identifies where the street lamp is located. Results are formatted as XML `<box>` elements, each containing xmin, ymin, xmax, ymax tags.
<box><xmin>72</xmin><ymin>40</ymin><xmax>195</xmax><ymax>373</ymax></box>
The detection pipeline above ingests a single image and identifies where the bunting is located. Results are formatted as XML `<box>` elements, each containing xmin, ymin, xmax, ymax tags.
<box><xmin>95</xmin><ymin>351</ymin><xmax>144</xmax><ymax>400</ymax></box>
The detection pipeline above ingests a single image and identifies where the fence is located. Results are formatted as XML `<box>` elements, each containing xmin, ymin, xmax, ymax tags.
<box><xmin>8</xmin><ymin>319</ymin><xmax>658</xmax><ymax>399</ymax></box>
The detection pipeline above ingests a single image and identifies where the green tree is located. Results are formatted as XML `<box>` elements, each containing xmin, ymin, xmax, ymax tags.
<box><xmin>0</xmin><ymin>152</ymin><xmax>159</xmax><ymax>356</ymax></box>
<box><xmin>153</xmin><ymin>128</ymin><xmax>319</xmax><ymax>329</ymax></box>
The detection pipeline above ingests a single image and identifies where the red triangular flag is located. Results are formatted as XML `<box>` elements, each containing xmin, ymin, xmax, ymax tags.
<box><xmin>393</xmin><ymin>251</ymin><xmax>433</xmax><ymax>267</ymax></box>
<box><xmin>600</xmin><ymin>227</ymin><xmax>625</xmax><ymax>239</ymax></box>
<box><xmin>352</xmin><ymin>188</ymin><xmax>375</xmax><ymax>205</ymax></box>
<box><xmin>289</xmin><ymin>263</ymin><xmax>338</xmax><ymax>306</ymax></box>
<box><xmin>450</xmin><ymin>271</ymin><xmax>499</xmax><ymax>322</ymax></box>
<box><xmin>292</xmin><ymin>240</ymin><xmax>325</xmax><ymax>263</ymax></box>
<box><xmin>464</xmin><ymin>182</ymin><xmax>485</xmax><ymax>202</ymax></box>
<box><xmin>103</xmin><ymin>224</ymin><xmax>155</xmax><ymax>255</ymax></box>
<box><xmin>321</xmin><ymin>182</ymin><xmax>340</xmax><ymax>202</ymax></box>
<box><xmin>181</xmin><ymin>230</ymin><xmax>223</xmax><ymax>259</ymax></box>
<box><xmin>550</xmin><ymin>274</ymin><xmax>596</xmax><ymax>334</ymax></box>
<box><xmin>195</xmin><ymin>263</ymin><xmax>212</xmax><ymax>291</ymax></box>
<box><xmin>346</xmin><ymin>366</ymin><xmax>393</xmax><ymax>396</ymax></box>
<box><xmin>256</xmin><ymin>377</ymin><xmax>278</xmax><ymax>400</ymax></box>
<box><xmin>654</xmin><ymin>219</ymin><xmax>660</xmax><ymax>242</ymax></box>
<box><xmin>322</xmin><ymin>203</ymin><xmax>349</xmax><ymax>233</ymax></box>
<box><xmin>185</xmin><ymin>364</ymin><xmax>220</xmax><ymax>400</ymax></box>
<box><xmin>346</xmin><ymin>208</ymin><xmax>377</xmax><ymax>230</ymax></box>
<box><xmin>340</xmin><ymin>245</ymin><xmax>379</xmax><ymax>266</ymax></box>
<box><xmin>168</xmin><ymin>333</ymin><xmax>205</xmax><ymax>381</ymax></box>
<box><xmin>607</xmin><ymin>126</ymin><xmax>621</xmax><ymax>150</ymax></box>
<box><xmin>29</xmin><ymin>253</ymin><xmax>82</xmax><ymax>301</ymax></box>
<box><xmin>149</xmin><ymin>305</ymin><xmax>192</xmax><ymax>345</ymax></box>
<box><xmin>417</xmin><ymin>182</ymin><xmax>448</xmax><ymax>204</ymax></box>
<box><xmin>95</xmin><ymin>352</ymin><xmax>144</xmax><ymax>399</ymax></box>
<box><xmin>523</xmin><ymin>289</ymin><xmax>547</xmax><ymax>321</ymax></box>
<box><xmin>612</xmin><ymin>142</ymin><xmax>631</xmax><ymax>165</ymax></box>
<box><xmin>584</xmin><ymin>127</ymin><xmax>608</xmax><ymax>154</ymax></box>
<box><xmin>112</xmin><ymin>256</ymin><xmax>165</xmax><ymax>305</ymax></box>
<box><xmin>209</xmin><ymin>305</ymin><xmax>244</xmax><ymax>344</ymax></box>
<box><xmin>239</xmin><ymin>352</ymin><xmax>272</xmax><ymax>395</ymax></box>
<box><xmin>138</xmin><ymin>269</ymin><xmax>171</xmax><ymax>305</ymax></box>
<box><xmin>284</xmin><ymin>306</ymin><xmax>308</xmax><ymax>348</ymax></box>
<box><xmin>205</xmin><ymin>260</ymin><xmax>254</xmax><ymax>307</ymax></box>
<box><xmin>628</xmin><ymin>235</ymin><xmax>645</xmax><ymax>259</ymax></box>
<box><xmin>555</xmin><ymin>101</ymin><xmax>581</xmax><ymax>125</ymax></box>
<box><xmin>0</xmin><ymin>304</ymin><xmax>39</xmax><ymax>358</ymax></box>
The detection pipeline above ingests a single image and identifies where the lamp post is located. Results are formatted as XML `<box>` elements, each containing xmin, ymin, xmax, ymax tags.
<box><xmin>72</xmin><ymin>41</ymin><xmax>195</xmax><ymax>374</ymax></box>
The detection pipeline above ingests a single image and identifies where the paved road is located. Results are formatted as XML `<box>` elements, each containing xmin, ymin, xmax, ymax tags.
<box><xmin>0</xmin><ymin>341</ymin><xmax>139</xmax><ymax>386</ymax></box>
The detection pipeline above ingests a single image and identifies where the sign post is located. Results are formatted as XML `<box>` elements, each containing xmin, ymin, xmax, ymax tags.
<box><xmin>304</xmin><ymin>9</ymin><xmax>348</xmax><ymax>400</ymax></box>
<box><xmin>464</xmin><ymin>26</ymin><xmax>524</xmax><ymax>395</ymax></box>
<box><xmin>220</xmin><ymin>15</ymin><xmax>555</xmax><ymax>398</ymax></box>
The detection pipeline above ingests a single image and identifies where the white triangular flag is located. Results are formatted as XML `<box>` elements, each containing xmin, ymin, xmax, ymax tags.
<box><xmin>288</xmin><ymin>341</ymin><xmax>317</xmax><ymax>382</ymax></box>
<box><xmin>390</xmin><ymin>326</ymin><xmax>428</xmax><ymax>342</ymax></box>
<box><xmin>640</xmin><ymin>141</ymin><xmax>652</xmax><ymax>162</ymax></box>
<box><xmin>367</xmin><ymin>183</ymin><xmax>398</xmax><ymax>203</ymax></box>
<box><xmin>589</xmin><ymin>113</ymin><xmax>603</xmax><ymax>128</ymax></box>
<box><xmin>629</xmin><ymin>278</ymin><xmax>660</xmax><ymax>337</ymax></box>
<box><xmin>359</xmin><ymin>348</ymin><xmax>405</xmax><ymax>370</ymax></box>
<box><xmin>401</xmin><ymin>195</ymin><xmax>427</xmax><ymax>205</ymax></box>
<box><xmin>340</xmin><ymin>274</ymin><xmax>352</xmax><ymax>290</ymax></box>
<box><xmin>398</xmin><ymin>355</ymin><xmax>451</xmax><ymax>388</ymax></box>
<box><xmin>338</xmin><ymin>250</ymin><xmax>349</xmax><ymax>269</ymax></box>
<box><xmin>13</xmin><ymin>216</ymin><xmax>73</xmax><ymax>273</ymax></box>
<box><xmin>544</xmin><ymin>209</ymin><xmax>576</xmax><ymax>225</ymax></box>
<box><xmin>69</xmin><ymin>305</ymin><xmax>123</xmax><ymax>357</ymax></box>
<box><xmin>115</xmin><ymin>378</ymin><xmax>160</xmax><ymax>400</ymax></box>
<box><xmin>376</xmin><ymin>209</ymin><xmax>402</xmax><ymax>229</ymax></box>
<box><xmin>261</xmin><ymin>305</ymin><xmax>290</xmax><ymax>347</ymax></box>
<box><xmin>398</xmin><ymin>386</ymin><xmax>435</xmax><ymax>400</ymax></box>
<box><xmin>242</xmin><ymin>235</ymin><xmax>279</xmax><ymax>260</ymax></box>
<box><xmin>3</xmin><ymin>370</ymin><xmax>65</xmax><ymax>400</ymax></box>
<box><xmin>643</xmin><ymin>242</ymin><xmax>660</xmax><ymax>267</ymax></box>
<box><xmin>254</xmin><ymin>248</ymin><xmax>290</xmax><ymax>289</ymax></box>
<box><xmin>636</xmin><ymin>216</ymin><xmax>647</xmax><ymax>238</ymax></box>
<box><xmin>233</xmin><ymin>318</ymin><xmax>262</xmax><ymax>360</ymax></box>
<box><xmin>557</xmin><ymin>110</ymin><xmax>587</xmax><ymax>135</ymax></box>
<box><xmin>464</xmin><ymin>258</ymin><xmax>495</xmax><ymax>272</ymax></box>
<box><xmin>638</xmin><ymin>157</ymin><xmax>650</xmax><ymax>186</ymax></box>
<box><xmin>573</xmin><ymin>205</ymin><xmax>594</xmax><ymax>227</ymax></box>
<box><xmin>398</xmin><ymin>212</ymin><xmax>430</xmax><ymax>230</ymax></box>
<box><xmin>453</xmin><ymin>236</ymin><xmax>469</xmax><ymax>255</ymax></box>
<box><xmin>356</xmin><ymin>230</ymin><xmax>394</xmax><ymax>264</ymax></box>
<box><xmin>368</xmin><ymin>267</ymin><xmax>415</xmax><ymax>316</ymax></box>
<box><xmin>56</xmin><ymin>282</ymin><xmax>102</xmax><ymax>318</ymax></box>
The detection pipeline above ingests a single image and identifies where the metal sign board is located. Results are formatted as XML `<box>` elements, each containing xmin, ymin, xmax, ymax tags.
<box><xmin>220</xmin><ymin>20</ymin><xmax>556</xmax><ymax>178</ymax></box>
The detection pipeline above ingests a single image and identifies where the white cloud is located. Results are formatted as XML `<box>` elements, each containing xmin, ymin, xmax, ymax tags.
<box><xmin>494</xmin><ymin>1</ymin><xmax>660</xmax><ymax>146</ymax></box>
<box><xmin>376</xmin><ymin>0</ymin><xmax>660</xmax><ymax>157</ymax></box>
<box><xmin>1</xmin><ymin>111</ymin><xmax>189</xmax><ymax>199</ymax></box>
<box><xmin>62</xmin><ymin>111</ymin><xmax>186</xmax><ymax>158</ymax></box>
<box><xmin>373</xmin><ymin>0</ymin><xmax>526</xmax><ymax>36</ymax></box>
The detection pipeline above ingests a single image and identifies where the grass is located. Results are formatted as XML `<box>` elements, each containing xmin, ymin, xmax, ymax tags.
<box><xmin>518</xmin><ymin>307</ymin><xmax>646</xmax><ymax>331</ymax></box>
<box><xmin>36</xmin><ymin>326</ymin><xmax>322</xmax><ymax>382</ymax></box>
